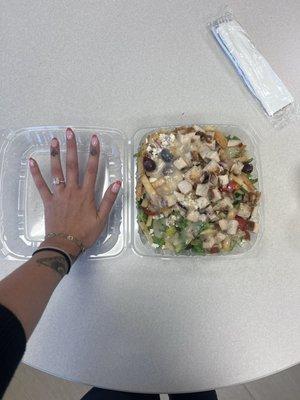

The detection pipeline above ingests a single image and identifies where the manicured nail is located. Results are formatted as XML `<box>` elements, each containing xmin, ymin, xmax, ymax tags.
<box><xmin>92</xmin><ymin>135</ymin><xmax>98</xmax><ymax>146</ymax></box>
<box><xmin>29</xmin><ymin>158</ymin><xmax>35</xmax><ymax>167</ymax></box>
<box><xmin>51</xmin><ymin>138</ymin><xmax>58</xmax><ymax>147</ymax></box>
<box><xmin>111</xmin><ymin>180</ymin><xmax>121</xmax><ymax>193</ymax></box>
<box><xmin>66</xmin><ymin>128</ymin><xmax>73</xmax><ymax>140</ymax></box>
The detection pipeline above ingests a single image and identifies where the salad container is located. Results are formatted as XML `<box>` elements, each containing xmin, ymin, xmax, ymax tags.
<box><xmin>0</xmin><ymin>124</ymin><xmax>263</xmax><ymax>261</ymax></box>
<box><xmin>131</xmin><ymin>124</ymin><xmax>263</xmax><ymax>259</ymax></box>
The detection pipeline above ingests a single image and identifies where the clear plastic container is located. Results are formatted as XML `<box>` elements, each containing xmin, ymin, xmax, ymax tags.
<box><xmin>131</xmin><ymin>124</ymin><xmax>263</xmax><ymax>258</ymax></box>
<box><xmin>0</xmin><ymin>123</ymin><xmax>263</xmax><ymax>261</ymax></box>
<box><xmin>0</xmin><ymin>126</ymin><xmax>126</xmax><ymax>260</ymax></box>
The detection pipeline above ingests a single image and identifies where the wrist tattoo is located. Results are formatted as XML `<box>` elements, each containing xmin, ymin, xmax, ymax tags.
<box><xmin>36</xmin><ymin>256</ymin><xmax>68</xmax><ymax>277</ymax></box>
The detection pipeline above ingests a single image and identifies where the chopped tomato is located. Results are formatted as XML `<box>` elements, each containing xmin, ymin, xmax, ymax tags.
<box><xmin>224</xmin><ymin>181</ymin><xmax>239</xmax><ymax>193</ymax></box>
<box><xmin>235</xmin><ymin>216</ymin><xmax>248</xmax><ymax>231</ymax></box>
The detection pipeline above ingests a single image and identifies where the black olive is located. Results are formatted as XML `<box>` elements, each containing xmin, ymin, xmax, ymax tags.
<box><xmin>242</xmin><ymin>163</ymin><xmax>253</xmax><ymax>173</ymax></box>
<box><xmin>143</xmin><ymin>156</ymin><xmax>156</xmax><ymax>172</ymax></box>
<box><xmin>162</xmin><ymin>164</ymin><xmax>174</xmax><ymax>175</ymax></box>
<box><xmin>160</xmin><ymin>148</ymin><xmax>173</xmax><ymax>162</ymax></box>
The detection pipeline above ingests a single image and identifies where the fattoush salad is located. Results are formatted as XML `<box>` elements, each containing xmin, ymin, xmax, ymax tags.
<box><xmin>135</xmin><ymin>125</ymin><xmax>260</xmax><ymax>255</ymax></box>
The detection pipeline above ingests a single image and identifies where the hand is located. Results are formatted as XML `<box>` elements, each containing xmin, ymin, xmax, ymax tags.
<box><xmin>29</xmin><ymin>128</ymin><xmax>121</xmax><ymax>257</ymax></box>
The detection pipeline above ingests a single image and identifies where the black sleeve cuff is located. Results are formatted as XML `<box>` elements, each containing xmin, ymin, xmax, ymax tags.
<box><xmin>0</xmin><ymin>304</ymin><xmax>26</xmax><ymax>398</ymax></box>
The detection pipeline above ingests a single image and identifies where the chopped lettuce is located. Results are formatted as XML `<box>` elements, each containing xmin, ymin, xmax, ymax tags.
<box><xmin>137</xmin><ymin>209</ymin><xmax>148</xmax><ymax>223</ymax></box>
<box><xmin>153</xmin><ymin>236</ymin><xmax>165</xmax><ymax>247</ymax></box>
<box><xmin>175</xmin><ymin>216</ymin><xmax>188</xmax><ymax>230</ymax></box>
<box><xmin>191</xmin><ymin>238</ymin><xmax>205</xmax><ymax>255</ymax></box>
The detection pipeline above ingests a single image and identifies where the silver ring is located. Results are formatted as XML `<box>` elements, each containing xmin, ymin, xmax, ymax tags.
<box><xmin>52</xmin><ymin>177</ymin><xmax>65</xmax><ymax>185</ymax></box>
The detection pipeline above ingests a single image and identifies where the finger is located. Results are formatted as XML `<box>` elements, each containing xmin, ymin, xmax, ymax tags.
<box><xmin>29</xmin><ymin>158</ymin><xmax>52</xmax><ymax>203</ymax></box>
<box><xmin>66</xmin><ymin>127</ymin><xmax>79</xmax><ymax>186</ymax></box>
<box><xmin>97</xmin><ymin>180</ymin><xmax>121</xmax><ymax>223</ymax></box>
<box><xmin>83</xmin><ymin>135</ymin><xmax>100</xmax><ymax>190</ymax></box>
<box><xmin>50</xmin><ymin>138</ymin><xmax>65</xmax><ymax>191</ymax></box>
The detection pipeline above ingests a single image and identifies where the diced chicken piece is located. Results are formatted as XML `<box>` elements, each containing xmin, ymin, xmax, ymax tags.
<box><xmin>206</xmin><ymin>150</ymin><xmax>220</xmax><ymax>162</ymax></box>
<box><xmin>188</xmin><ymin>199</ymin><xmax>199</xmax><ymax>210</ymax></box>
<box><xmin>198</xmin><ymin>144</ymin><xmax>212</xmax><ymax>159</ymax></box>
<box><xmin>186</xmin><ymin>210</ymin><xmax>200</xmax><ymax>222</ymax></box>
<box><xmin>208</xmin><ymin>212</ymin><xmax>218</xmax><ymax>222</ymax></box>
<box><xmin>203</xmin><ymin>236</ymin><xmax>216</xmax><ymax>250</ymax></box>
<box><xmin>177</xmin><ymin>180</ymin><xmax>192</xmax><ymax>195</ymax></box>
<box><xmin>228</xmin><ymin>139</ymin><xmax>241</xmax><ymax>147</ymax></box>
<box><xmin>178</xmin><ymin>132</ymin><xmax>194</xmax><ymax>146</ymax></box>
<box><xmin>212</xmin><ymin>188</ymin><xmax>222</xmax><ymax>203</ymax></box>
<box><xmin>219</xmin><ymin>174</ymin><xmax>229</xmax><ymax>187</ymax></box>
<box><xmin>205</xmin><ymin>205</ymin><xmax>213</xmax><ymax>214</ymax></box>
<box><xmin>197</xmin><ymin>197</ymin><xmax>210</xmax><ymax>210</ymax></box>
<box><xmin>215</xmin><ymin>197</ymin><xmax>234</xmax><ymax>211</ymax></box>
<box><xmin>250</xmin><ymin>205</ymin><xmax>259</xmax><ymax>222</ymax></box>
<box><xmin>184</xmin><ymin>152</ymin><xmax>192</xmax><ymax>163</ymax></box>
<box><xmin>227</xmin><ymin>220</ymin><xmax>239</xmax><ymax>235</ymax></box>
<box><xmin>204</xmin><ymin>206</ymin><xmax>218</xmax><ymax>222</ymax></box>
<box><xmin>218</xmin><ymin>219</ymin><xmax>228</xmax><ymax>231</ymax></box>
<box><xmin>231</xmin><ymin>161</ymin><xmax>244</xmax><ymax>175</ymax></box>
<box><xmin>223</xmin><ymin>197</ymin><xmax>234</xmax><ymax>210</ymax></box>
<box><xmin>174</xmin><ymin>191</ymin><xmax>185</xmax><ymax>202</ymax></box>
<box><xmin>237</xmin><ymin>203</ymin><xmax>251</xmax><ymax>219</ymax></box>
<box><xmin>215</xmin><ymin>232</ymin><xmax>227</xmax><ymax>243</ymax></box>
<box><xmin>184</xmin><ymin>166</ymin><xmax>202</xmax><ymax>183</ymax></box>
<box><xmin>164</xmin><ymin>194</ymin><xmax>177</xmax><ymax>207</ymax></box>
<box><xmin>198</xmin><ymin>213</ymin><xmax>208</xmax><ymax>222</ymax></box>
<box><xmin>204</xmin><ymin>160</ymin><xmax>222</xmax><ymax>174</ymax></box>
<box><xmin>196</xmin><ymin>183</ymin><xmax>209</xmax><ymax>197</ymax></box>
<box><xmin>174</xmin><ymin>157</ymin><xmax>188</xmax><ymax>170</ymax></box>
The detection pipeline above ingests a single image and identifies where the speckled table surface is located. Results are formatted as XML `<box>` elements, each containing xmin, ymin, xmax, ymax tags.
<box><xmin>0</xmin><ymin>0</ymin><xmax>300</xmax><ymax>393</ymax></box>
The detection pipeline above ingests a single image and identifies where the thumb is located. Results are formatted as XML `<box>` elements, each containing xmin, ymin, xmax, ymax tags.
<box><xmin>97</xmin><ymin>180</ymin><xmax>121</xmax><ymax>221</ymax></box>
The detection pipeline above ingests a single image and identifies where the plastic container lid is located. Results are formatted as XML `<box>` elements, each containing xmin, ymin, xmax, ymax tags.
<box><xmin>0</xmin><ymin>126</ymin><xmax>126</xmax><ymax>260</ymax></box>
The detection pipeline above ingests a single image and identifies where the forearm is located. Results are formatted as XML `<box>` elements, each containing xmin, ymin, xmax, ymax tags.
<box><xmin>0</xmin><ymin>251</ymin><xmax>63</xmax><ymax>339</ymax></box>
<box><xmin>0</xmin><ymin>236</ymin><xmax>80</xmax><ymax>339</ymax></box>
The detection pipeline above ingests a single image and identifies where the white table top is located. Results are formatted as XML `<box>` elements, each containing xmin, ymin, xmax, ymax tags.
<box><xmin>1</xmin><ymin>0</ymin><xmax>300</xmax><ymax>393</ymax></box>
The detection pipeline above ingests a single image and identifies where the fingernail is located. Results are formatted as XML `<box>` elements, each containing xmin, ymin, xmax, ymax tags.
<box><xmin>111</xmin><ymin>180</ymin><xmax>121</xmax><ymax>193</ymax></box>
<box><xmin>66</xmin><ymin>128</ymin><xmax>73</xmax><ymax>140</ymax></box>
<box><xmin>51</xmin><ymin>138</ymin><xmax>58</xmax><ymax>147</ymax></box>
<box><xmin>92</xmin><ymin>135</ymin><xmax>98</xmax><ymax>146</ymax></box>
<box><xmin>29</xmin><ymin>158</ymin><xmax>35</xmax><ymax>167</ymax></box>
